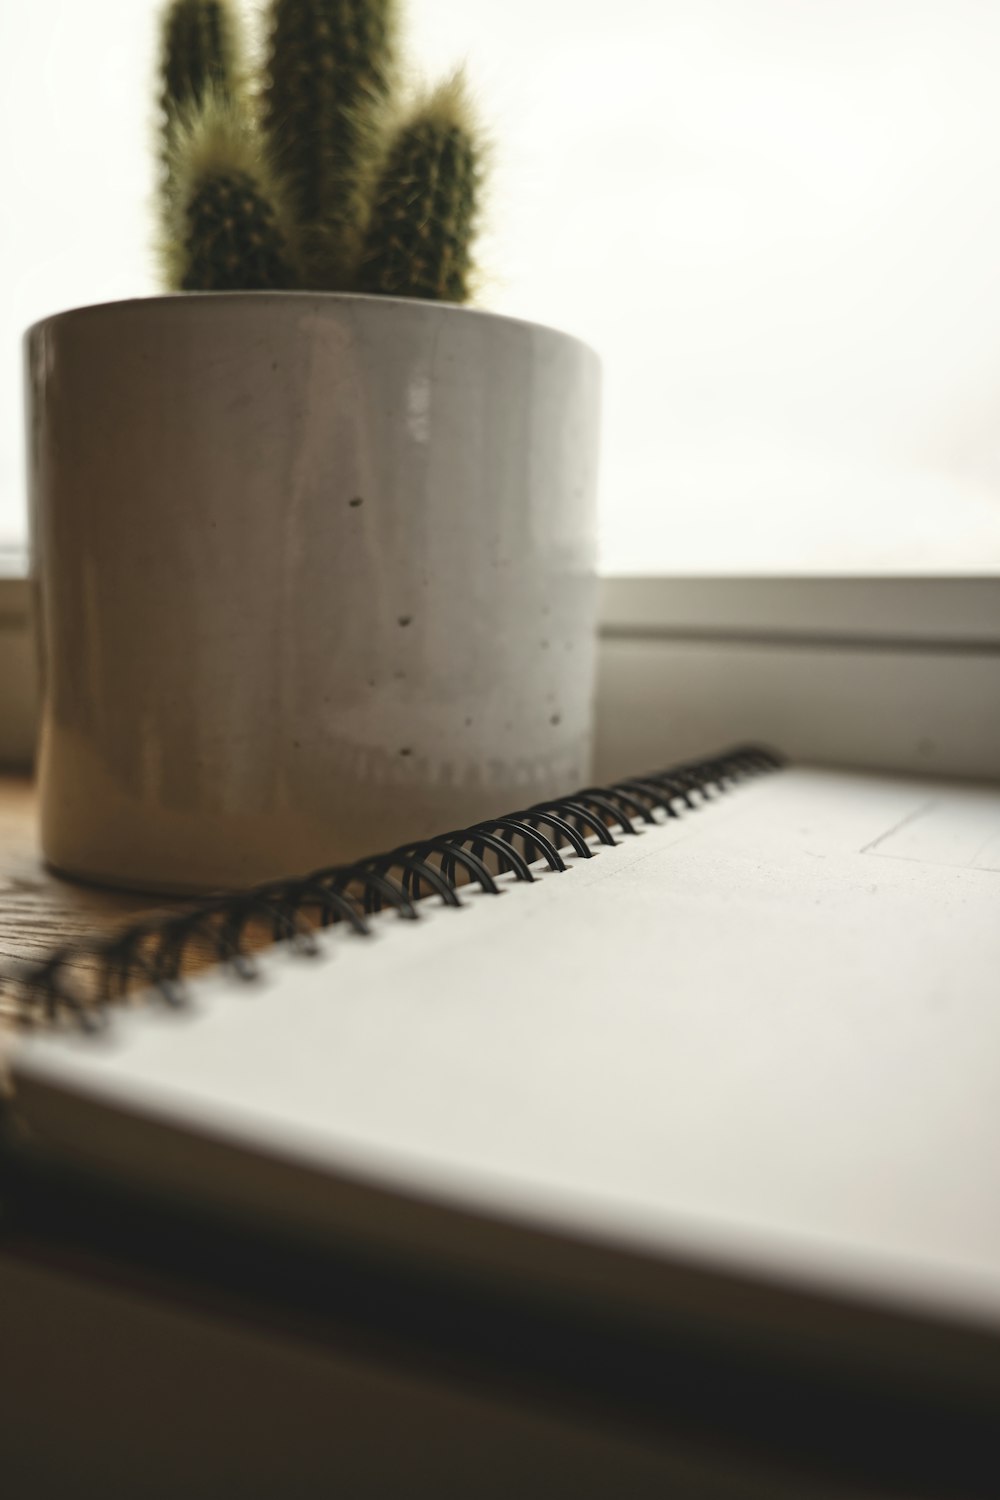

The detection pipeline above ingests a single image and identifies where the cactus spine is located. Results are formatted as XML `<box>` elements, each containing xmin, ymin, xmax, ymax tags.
<box><xmin>160</xmin><ymin>93</ymin><xmax>300</xmax><ymax>291</ymax></box>
<box><xmin>160</xmin><ymin>0</ymin><xmax>240</xmax><ymax>114</ymax></box>
<box><xmin>156</xmin><ymin>0</ymin><xmax>486</xmax><ymax>302</ymax></box>
<box><xmin>357</xmin><ymin>74</ymin><xmax>482</xmax><ymax>302</ymax></box>
<box><xmin>180</xmin><ymin>169</ymin><xmax>298</xmax><ymax>291</ymax></box>
<box><xmin>262</xmin><ymin>0</ymin><xmax>396</xmax><ymax>285</ymax></box>
<box><xmin>159</xmin><ymin>0</ymin><xmax>242</xmax><ymax>189</ymax></box>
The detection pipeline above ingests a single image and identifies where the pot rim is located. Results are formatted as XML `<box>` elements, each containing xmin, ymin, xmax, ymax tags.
<box><xmin>24</xmin><ymin>291</ymin><xmax>599</xmax><ymax>363</ymax></box>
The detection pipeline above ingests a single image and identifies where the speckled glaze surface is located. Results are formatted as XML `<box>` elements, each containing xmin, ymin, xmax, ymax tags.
<box><xmin>26</xmin><ymin>294</ymin><xmax>601</xmax><ymax>892</ymax></box>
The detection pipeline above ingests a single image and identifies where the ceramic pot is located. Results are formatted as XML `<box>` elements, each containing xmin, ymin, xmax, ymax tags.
<box><xmin>26</xmin><ymin>293</ymin><xmax>601</xmax><ymax>892</ymax></box>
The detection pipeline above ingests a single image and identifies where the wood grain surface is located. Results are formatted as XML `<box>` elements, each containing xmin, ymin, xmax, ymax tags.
<box><xmin>0</xmin><ymin>776</ymin><xmax>203</xmax><ymax>1028</ymax></box>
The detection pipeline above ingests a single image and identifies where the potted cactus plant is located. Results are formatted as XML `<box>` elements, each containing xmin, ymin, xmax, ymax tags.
<box><xmin>25</xmin><ymin>0</ymin><xmax>601</xmax><ymax>894</ymax></box>
<box><xmin>158</xmin><ymin>0</ymin><xmax>479</xmax><ymax>300</ymax></box>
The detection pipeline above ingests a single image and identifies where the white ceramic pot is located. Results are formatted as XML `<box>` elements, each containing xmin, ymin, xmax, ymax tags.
<box><xmin>26</xmin><ymin>294</ymin><xmax>601</xmax><ymax>892</ymax></box>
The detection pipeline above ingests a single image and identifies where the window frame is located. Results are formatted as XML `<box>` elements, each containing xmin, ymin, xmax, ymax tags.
<box><xmin>0</xmin><ymin>554</ymin><xmax>34</xmax><ymax>770</ymax></box>
<box><xmin>3</xmin><ymin>566</ymin><xmax>999</xmax><ymax>777</ymax></box>
<box><xmin>595</xmin><ymin>576</ymin><xmax>1000</xmax><ymax>784</ymax></box>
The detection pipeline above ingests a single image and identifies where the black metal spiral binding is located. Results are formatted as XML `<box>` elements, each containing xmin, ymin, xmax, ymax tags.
<box><xmin>0</xmin><ymin>744</ymin><xmax>782</xmax><ymax>1032</ymax></box>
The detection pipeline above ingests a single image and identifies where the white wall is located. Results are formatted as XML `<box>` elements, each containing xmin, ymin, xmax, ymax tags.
<box><xmin>4</xmin><ymin>0</ymin><xmax>1000</xmax><ymax>571</ymax></box>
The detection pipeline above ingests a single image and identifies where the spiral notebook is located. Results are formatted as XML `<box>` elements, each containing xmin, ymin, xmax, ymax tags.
<box><xmin>4</xmin><ymin>746</ymin><xmax>1000</xmax><ymax>1421</ymax></box>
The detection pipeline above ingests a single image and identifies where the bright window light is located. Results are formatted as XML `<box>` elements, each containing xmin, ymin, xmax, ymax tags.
<box><xmin>4</xmin><ymin>0</ymin><xmax>1000</xmax><ymax>572</ymax></box>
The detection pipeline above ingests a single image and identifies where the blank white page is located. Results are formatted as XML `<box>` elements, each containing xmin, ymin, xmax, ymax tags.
<box><xmin>13</xmin><ymin>767</ymin><xmax>1000</xmax><ymax>1328</ymax></box>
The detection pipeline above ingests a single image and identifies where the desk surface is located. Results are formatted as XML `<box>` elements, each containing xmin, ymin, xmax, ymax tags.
<box><xmin>3</xmin><ymin>772</ymin><xmax>999</xmax><ymax>1499</ymax></box>
<box><xmin>0</xmin><ymin>776</ymin><xmax>198</xmax><ymax>1028</ymax></box>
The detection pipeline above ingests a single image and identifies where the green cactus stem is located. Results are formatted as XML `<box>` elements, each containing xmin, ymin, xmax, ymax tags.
<box><xmin>161</xmin><ymin>93</ymin><xmax>300</xmax><ymax>291</ymax></box>
<box><xmin>159</xmin><ymin>0</ymin><xmax>243</xmax><ymax>192</ymax></box>
<box><xmin>261</xmin><ymin>0</ymin><xmax>397</xmax><ymax>285</ymax></box>
<box><xmin>357</xmin><ymin>73</ymin><xmax>483</xmax><ymax>302</ymax></box>
<box><xmin>158</xmin><ymin>0</ymin><xmax>243</xmax><ymax>224</ymax></box>
<box><xmin>154</xmin><ymin>1</ymin><xmax>490</xmax><ymax>298</ymax></box>
<box><xmin>160</xmin><ymin>0</ymin><xmax>240</xmax><ymax>113</ymax></box>
<box><xmin>180</xmin><ymin>170</ymin><xmax>297</xmax><ymax>289</ymax></box>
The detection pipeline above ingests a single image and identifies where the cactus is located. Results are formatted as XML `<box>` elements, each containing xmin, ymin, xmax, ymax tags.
<box><xmin>357</xmin><ymin>74</ymin><xmax>482</xmax><ymax>303</ymax></box>
<box><xmin>160</xmin><ymin>93</ymin><xmax>300</xmax><ymax>291</ymax></box>
<box><xmin>160</xmin><ymin>0</ymin><xmax>240</xmax><ymax>113</ymax></box>
<box><xmin>261</xmin><ymin>0</ymin><xmax>397</xmax><ymax>285</ymax></box>
<box><xmin>156</xmin><ymin>0</ymin><xmax>486</xmax><ymax>302</ymax></box>
<box><xmin>159</xmin><ymin>0</ymin><xmax>242</xmax><ymax>190</ymax></box>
